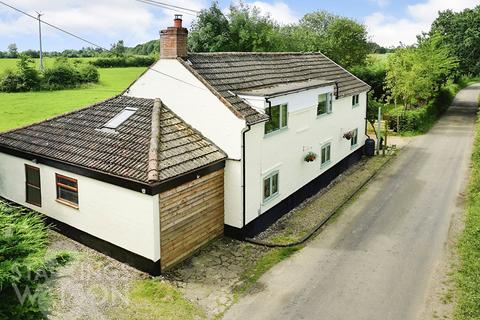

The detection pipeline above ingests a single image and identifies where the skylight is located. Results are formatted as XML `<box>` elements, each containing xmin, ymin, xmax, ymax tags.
<box><xmin>103</xmin><ymin>107</ymin><xmax>138</xmax><ymax>130</ymax></box>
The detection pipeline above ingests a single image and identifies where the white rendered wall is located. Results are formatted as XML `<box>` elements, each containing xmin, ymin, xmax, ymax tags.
<box><xmin>125</xmin><ymin>59</ymin><xmax>245</xmax><ymax>160</ymax></box>
<box><xmin>0</xmin><ymin>153</ymin><xmax>160</xmax><ymax>262</ymax></box>
<box><xmin>244</xmin><ymin>90</ymin><xmax>368</xmax><ymax>225</ymax></box>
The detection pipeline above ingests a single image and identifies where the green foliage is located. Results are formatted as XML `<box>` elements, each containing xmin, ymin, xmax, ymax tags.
<box><xmin>90</xmin><ymin>56</ymin><xmax>155</xmax><ymax>68</ymax></box>
<box><xmin>385</xmin><ymin>35</ymin><xmax>458</xmax><ymax>109</ymax></box>
<box><xmin>0</xmin><ymin>56</ymin><xmax>99</xmax><ymax>92</ymax></box>
<box><xmin>0</xmin><ymin>200</ymin><xmax>71</xmax><ymax>319</ymax></box>
<box><xmin>386</xmin><ymin>80</ymin><xmax>462</xmax><ymax>134</ymax></box>
<box><xmin>188</xmin><ymin>1</ymin><xmax>231</xmax><ymax>52</ymax></box>
<box><xmin>430</xmin><ymin>6</ymin><xmax>480</xmax><ymax>75</ymax></box>
<box><xmin>111</xmin><ymin>40</ymin><xmax>126</xmax><ymax>57</ymax></box>
<box><xmin>7</xmin><ymin>43</ymin><xmax>18</xmax><ymax>58</ymax></box>
<box><xmin>351</xmin><ymin>57</ymin><xmax>388</xmax><ymax>100</ymax></box>
<box><xmin>188</xmin><ymin>3</ymin><xmax>370</xmax><ymax>67</ymax></box>
<box><xmin>0</xmin><ymin>55</ymin><xmax>41</xmax><ymax>92</ymax></box>
<box><xmin>455</xmin><ymin>97</ymin><xmax>480</xmax><ymax>319</ymax></box>
<box><xmin>128</xmin><ymin>40</ymin><xmax>159</xmax><ymax>56</ymax></box>
<box><xmin>318</xmin><ymin>18</ymin><xmax>370</xmax><ymax>68</ymax></box>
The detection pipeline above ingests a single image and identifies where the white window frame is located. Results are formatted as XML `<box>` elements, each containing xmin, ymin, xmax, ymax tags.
<box><xmin>351</xmin><ymin>128</ymin><xmax>359</xmax><ymax>149</ymax></box>
<box><xmin>352</xmin><ymin>94</ymin><xmax>360</xmax><ymax>108</ymax></box>
<box><xmin>265</xmin><ymin>104</ymin><xmax>288</xmax><ymax>136</ymax></box>
<box><xmin>263</xmin><ymin>171</ymin><xmax>279</xmax><ymax>203</ymax></box>
<box><xmin>321</xmin><ymin>143</ymin><xmax>332</xmax><ymax>168</ymax></box>
<box><xmin>317</xmin><ymin>93</ymin><xmax>333</xmax><ymax>117</ymax></box>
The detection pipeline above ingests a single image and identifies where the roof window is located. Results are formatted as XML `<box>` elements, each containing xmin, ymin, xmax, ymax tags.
<box><xmin>102</xmin><ymin>107</ymin><xmax>138</xmax><ymax>130</ymax></box>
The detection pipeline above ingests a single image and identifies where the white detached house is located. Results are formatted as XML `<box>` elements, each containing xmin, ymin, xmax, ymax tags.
<box><xmin>0</xmin><ymin>16</ymin><xmax>370</xmax><ymax>274</ymax></box>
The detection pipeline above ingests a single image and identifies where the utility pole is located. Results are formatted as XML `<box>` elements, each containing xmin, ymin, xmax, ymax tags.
<box><xmin>377</xmin><ymin>106</ymin><xmax>382</xmax><ymax>155</ymax></box>
<box><xmin>36</xmin><ymin>11</ymin><xmax>44</xmax><ymax>71</ymax></box>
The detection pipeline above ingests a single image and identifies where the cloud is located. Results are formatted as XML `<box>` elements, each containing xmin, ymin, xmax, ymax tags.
<box><xmin>249</xmin><ymin>1</ymin><xmax>299</xmax><ymax>24</ymax></box>
<box><xmin>365</xmin><ymin>0</ymin><xmax>480</xmax><ymax>47</ymax></box>
<box><xmin>369</xmin><ymin>0</ymin><xmax>390</xmax><ymax>7</ymax></box>
<box><xmin>0</xmin><ymin>0</ymin><xmax>206</xmax><ymax>49</ymax></box>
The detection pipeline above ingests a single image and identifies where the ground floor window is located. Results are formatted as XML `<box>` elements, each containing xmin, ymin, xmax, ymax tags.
<box><xmin>351</xmin><ymin>128</ymin><xmax>358</xmax><ymax>148</ymax></box>
<box><xmin>25</xmin><ymin>165</ymin><xmax>41</xmax><ymax>206</ymax></box>
<box><xmin>56</xmin><ymin>174</ymin><xmax>79</xmax><ymax>207</ymax></box>
<box><xmin>263</xmin><ymin>172</ymin><xmax>279</xmax><ymax>202</ymax></box>
<box><xmin>321</xmin><ymin>143</ymin><xmax>331</xmax><ymax>167</ymax></box>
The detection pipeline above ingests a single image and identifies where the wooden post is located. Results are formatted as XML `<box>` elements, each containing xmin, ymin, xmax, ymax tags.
<box><xmin>377</xmin><ymin>106</ymin><xmax>382</xmax><ymax>155</ymax></box>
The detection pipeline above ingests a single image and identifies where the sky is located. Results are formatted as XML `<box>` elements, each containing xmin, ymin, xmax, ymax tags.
<box><xmin>0</xmin><ymin>0</ymin><xmax>478</xmax><ymax>52</ymax></box>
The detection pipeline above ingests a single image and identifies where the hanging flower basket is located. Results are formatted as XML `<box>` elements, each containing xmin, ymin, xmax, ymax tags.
<box><xmin>343</xmin><ymin>131</ymin><xmax>354</xmax><ymax>140</ymax></box>
<box><xmin>304</xmin><ymin>152</ymin><xmax>317</xmax><ymax>162</ymax></box>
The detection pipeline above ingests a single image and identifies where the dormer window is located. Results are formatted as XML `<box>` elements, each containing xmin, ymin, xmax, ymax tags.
<box><xmin>265</xmin><ymin>104</ymin><xmax>288</xmax><ymax>135</ymax></box>
<box><xmin>317</xmin><ymin>93</ymin><xmax>333</xmax><ymax>116</ymax></box>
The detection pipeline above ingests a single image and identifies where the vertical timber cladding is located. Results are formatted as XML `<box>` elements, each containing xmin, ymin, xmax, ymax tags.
<box><xmin>159</xmin><ymin>169</ymin><xmax>224</xmax><ymax>270</ymax></box>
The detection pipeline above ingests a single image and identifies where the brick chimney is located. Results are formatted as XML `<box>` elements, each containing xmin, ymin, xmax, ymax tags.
<box><xmin>160</xmin><ymin>15</ymin><xmax>188</xmax><ymax>59</ymax></box>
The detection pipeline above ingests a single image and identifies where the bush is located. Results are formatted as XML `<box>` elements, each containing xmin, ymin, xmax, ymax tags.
<box><xmin>78</xmin><ymin>63</ymin><xmax>99</xmax><ymax>83</ymax></box>
<box><xmin>351</xmin><ymin>58</ymin><xmax>388</xmax><ymax>101</ymax></box>
<box><xmin>0</xmin><ymin>200</ymin><xmax>70</xmax><ymax>319</ymax></box>
<box><xmin>386</xmin><ymin>81</ymin><xmax>460</xmax><ymax>133</ymax></box>
<box><xmin>42</xmin><ymin>61</ymin><xmax>81</xmax><ymax>90</ymax></box>
<box><xmin>90</xmin><ymin>55</ymin><xmax>155</xmax><ymax>68</ymax></box>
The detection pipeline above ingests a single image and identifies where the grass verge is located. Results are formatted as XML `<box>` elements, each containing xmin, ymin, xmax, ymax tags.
<box><xmin>234</xmin><ymin>246</ymin><xmax>302</xmax><ymax>297</ymax></box>
<box><xmin>454</xmin><ymin>95</ymin><xmax>480</xmax><ymax>319</ymax></box>
<box><xmin>109</xmin><ymin>279</ymin><xmax>206</xmax><ymax>320</ymax></box>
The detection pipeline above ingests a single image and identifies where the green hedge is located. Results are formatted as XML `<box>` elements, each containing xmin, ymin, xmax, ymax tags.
<box><xmin>386</xmin><ymin>82</ymin><xmax>461</xmax><ymax>134</ymax></box>
<box><xmin>90</xmin><ymin>55</ymin><xmax>156</xmax><ymax>68</ymax></box>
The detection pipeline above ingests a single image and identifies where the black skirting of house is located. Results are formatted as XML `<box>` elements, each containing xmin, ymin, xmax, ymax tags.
<box><xmin>225</xmin><ymin>147</ymin><xmax>364</xmax><ymax>240</ymax></box>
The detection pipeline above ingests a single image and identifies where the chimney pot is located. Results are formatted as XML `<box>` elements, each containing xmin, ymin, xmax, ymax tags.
<box><xmin>174</xmin><ymin>14</ymin><xmax>183</xmax><ymax>28</ymax></box>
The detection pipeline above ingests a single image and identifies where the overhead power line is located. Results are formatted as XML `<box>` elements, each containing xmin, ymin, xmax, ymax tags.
<box><xmin>0</xmin><ymin>0</ymin><xmax>207</xmax><ymax>91</ymax></box>
<box><xmin>134</xmin><ymin>0</ymin><xmax>199</xmax><ymax>16</ymax></box>
<box><xmin>0</xmin><ymin>0</ymin><xmax>109</xmax><ymax>51</ymax></box>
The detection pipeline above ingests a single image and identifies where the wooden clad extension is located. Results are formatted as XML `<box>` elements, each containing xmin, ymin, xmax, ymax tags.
<box><xmin>160</xmin><ymin>169</ymin><xmax>224</xmax><ymax>270</ymax></box>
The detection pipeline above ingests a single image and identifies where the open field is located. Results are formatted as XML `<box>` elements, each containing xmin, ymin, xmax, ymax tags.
<box><xmin>0</xmin><ymin>67</ymin><xmax>146</xmax><ymax>132</ymax></box>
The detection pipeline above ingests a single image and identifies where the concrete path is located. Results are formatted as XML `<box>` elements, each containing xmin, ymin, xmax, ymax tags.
<box><xmin>223</xmin><ymin>84</ymin><xmax>480</xmax><ymax>320</ymax></box>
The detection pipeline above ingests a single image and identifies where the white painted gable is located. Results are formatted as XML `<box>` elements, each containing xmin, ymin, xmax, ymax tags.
<box><xmin>125</xmin><ymin>59</ymin><xmax>246</xmax><ymax>160</ymax></box>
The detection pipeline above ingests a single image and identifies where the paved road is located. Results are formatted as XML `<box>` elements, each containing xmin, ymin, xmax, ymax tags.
<box><xmin>224</xmin><ymin>84</ymin><xmax>480</xmax><ymax>320</ymax></box>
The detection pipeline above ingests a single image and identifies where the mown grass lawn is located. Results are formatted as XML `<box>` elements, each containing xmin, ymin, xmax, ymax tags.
<box><xmin>0</xmin><ymin>57</ymin><xmax>97</xmax><ymax>71</ymax></box>
<box><xmin>0</xmin><ymin>67</ymin><xmax>146</xmax><ymax>132</ymax></box>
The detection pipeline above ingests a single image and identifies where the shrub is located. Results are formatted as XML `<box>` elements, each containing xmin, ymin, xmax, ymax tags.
<box><xmin>0</xmin><ymin>55</ymin><xmax>41</xmax><ymax>92</ymax></box>
<box><xmin>78</xmin><ymin>63</ymin><xmax>99</xmax><ymax>83</ymax></box>
<box><xmin>0</xmin><ymin>69</ymin><xmax>22</xmax><ymax>92</ymax></box>
<box><xmin>0</xmin><ymin>201</ymin><xmax>70</xmax><ymax>319</ymax></box>
<box><xmin>42</xmin><ymin>62</ymin><xmax>80</xmax><ymax>90</ymax></box>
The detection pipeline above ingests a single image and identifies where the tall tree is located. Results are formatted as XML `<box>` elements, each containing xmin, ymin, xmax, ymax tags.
<box><xmin>7</xmin><ymin>43</ymin><xmax>18</xmax><ymax>58</ymax></box>
<box><xmin>430</xmin><ymin>6</ymin><xmax>480</xmax><ymax>75</ymax></box>
<box><xmin>188</xmin><ymin>1</ymin><xmax>231</xmax><ymax>52</ymax></box>
<box><xmin>227</xmin><ymin>2</ymin><xmax>280</xmax><ymax>52</ymax></box>
<box><xmin>111</xmin><ymin>40</ymin><xmax>126</xmax><ymax>57</ymax></box>
<box><xmin>320</xmin><ymin>18</ymin><xmax>370</xmax><ymax>68</ymax></box>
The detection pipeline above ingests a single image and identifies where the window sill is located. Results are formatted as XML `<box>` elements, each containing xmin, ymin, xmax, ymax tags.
<box><xmin>262</xmin><ymin>193</ymin><xmax>280</xmax><ymax>206</ymax></box>
<box><xmin>321</xmin><ymin>160</ymin><xmax>331</xmax><ymax>169</ymax></box>
<box><xmin>351</xmin><ymin>144</ymin><xmax>359</xmax><ymax>150</ymax></box>
<box><xmin>317</xmin><ymin>112</ymin><xmax>332</xmax><ymax>119</ymax></box>
<box><xmin>264</xmin><ymin>127</ymin><xmax>288</xmax><ymax>138</ymax></box>
<box><xmin>352</xmin><ymin>104</ymin><xmax>360</xmax><ymax>108</ymax></box>
<box><xmin>56</xmin><ymin>199</ymin><xmax>79</xmax><ymax>209</ymax></box>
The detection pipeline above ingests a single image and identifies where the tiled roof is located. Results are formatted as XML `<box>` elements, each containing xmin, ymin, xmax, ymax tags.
<box><xmin>0</xmin><ymin>96</ymin><xmax>225</xmax><ymax>184</ymax></box>
<box><xmin>187</xmin><ymin>52</ymin><xmax>371</xmax><ymax>124</ymax></box>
